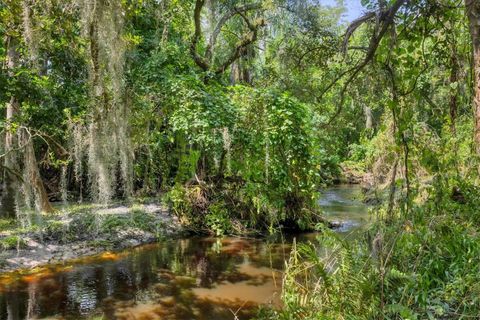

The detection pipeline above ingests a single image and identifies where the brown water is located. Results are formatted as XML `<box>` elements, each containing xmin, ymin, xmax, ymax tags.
<box><xmin>0</xmin><ymin>185</ymin><xmax>369</xmax><ymax>320</ymax></box>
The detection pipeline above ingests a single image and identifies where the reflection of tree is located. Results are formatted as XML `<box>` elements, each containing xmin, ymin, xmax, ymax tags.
<box><xmin>6</xmin><ymin>293</ymin><xmax>21</xmax><ymax>320</ymax></box>
<box><xmin>0</xmin><ymin>236</ymin><xmax>292</xmax><ymax>319</ymax></box>
<box><xmin>26</xmin><ymin>281</ymin><xmax>37</xmax><ymax>319</ymax></box>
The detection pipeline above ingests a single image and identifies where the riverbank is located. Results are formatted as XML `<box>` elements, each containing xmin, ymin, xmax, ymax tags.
<box><xmin>0</xmin><ymin>203</ymin><xmax>184</xmax><ymax>272</ymax></box>
<box><xmin>260</xmin><ymin>186</ymin><xmax>480</xmax><ymax>319</ymax></box>
<box><xmin>0</xmin><ymin>185</ymin><xmax>369</xmax><ymax>319</ymax></box>
<box><xmin>0</xmin><ymin>186</ymin><xmax>356</xmax><ymax>274</ymax></box>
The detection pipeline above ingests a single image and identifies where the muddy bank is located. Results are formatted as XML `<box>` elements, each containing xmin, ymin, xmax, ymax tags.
<box><xmin>0</xmin><ymin>203</ymin><xmax>185</xmax><ymax>272</ymax></box>
<box><xmin>0</xmin><ymin>185</ymin><xmax>364</xmax><ymax>273</ymax></box>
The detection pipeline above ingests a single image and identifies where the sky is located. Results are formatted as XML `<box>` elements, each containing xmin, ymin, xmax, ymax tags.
<box><xmin>322</xmin><ymin>0</ymin><xmax>365</xmax><ymax>21</ymax></box>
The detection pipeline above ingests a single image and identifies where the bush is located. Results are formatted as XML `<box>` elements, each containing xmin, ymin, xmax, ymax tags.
<box><xmin>259</xmin><ymin>184</ymin><xmax>480</xmax><ymax>319</ymax></box>
<box><xmin>205</xmin><ymin>202</ymin><xmax>232</xmax><ymax>236</ymax></box>
<box><xmin>0</xmin><ymin>236</ymin><xmax>27</xmax><ymax>250</ymax></box>
<box><xmin>164</xmin><ymin>86</ymin><xmax>323</xmax><ymax>234</ymax></box>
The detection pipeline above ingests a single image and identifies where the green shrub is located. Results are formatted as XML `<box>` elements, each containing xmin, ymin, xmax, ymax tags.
<box><xmin>43</xmin><ymin>220</ymin><xmax>67</xmax><ymax>241</ymax></box>
<box><xmin>205</xmin><ymin>202</ymin><xmax>231</xmax><ymax>236</ymax></box>
<box><xmin>0</xmin><ymin>236</ymin><xmax>27</xmax><ymax>250</ymax></box>
<box><xmin>0</xmin><ymin>219</ymin><xmax>16</xmax><ymax>232</ymax></box>
<box><xmin>131</xmin><ymin>209</ymin><xmax>158</xmax><ymax>233</ymax></box>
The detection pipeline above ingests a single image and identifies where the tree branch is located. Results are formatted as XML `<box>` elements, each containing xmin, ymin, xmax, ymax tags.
<box><xmin>342</xmin><ymin>11</ymin><xmax>376</xmax><ymax>54</ymax></box>
<box><xmin>323</xmin><ymin>0</ymin><xmax>407</xmax><ymax>126</ymax></box>
<box><xmin>214</xmin><ymin>12</ymin><xmax>265</xmax><ymax>74</ymax></box>
<box><xmin>190</xmin><ymin>0</ymin><xmax>264</xmax><ymax>75</ymax></box>
<box><xmin>190</xmin><ymin>0</ymin><xmax>210</xmax><ymax>71</ymax></box>
<box><xmin>205</xmin><ymin>2</ymin><xmax>262</xmax><ymax>61</ymax></box>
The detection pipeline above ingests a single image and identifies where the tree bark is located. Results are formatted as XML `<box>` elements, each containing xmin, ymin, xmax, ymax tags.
<box><xmin>449</xmin><ymin>51</ymin><xmax>458</xmax><ymax>133</ymax></box>
<box><xmin>364</xmin><ymin>105</ymin><xmax>373</xmax><ymax>130</ymax></box>
<box><xmin>23</xmin><ymin>131</ymin><xmax>54</xmax><ymax>213</ymax></box>
<box><xmin>466</xmin><ymin>0</ymin><xmax>480</xmax><ymax>154</ymax></box>
<box><xmin>1</xmin><ymin>37</ymin><xmax>20</xmax><ymax>218</ymax></box>
<box><xmin>230</xmin><ymin>46</ymin><xmax>254</xmax><ymax>85</ymax></box>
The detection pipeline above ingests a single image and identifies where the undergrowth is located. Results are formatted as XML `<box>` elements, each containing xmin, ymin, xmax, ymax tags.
<box><xmin>258</xmin><ymin>181</ymin><xmax>480</xmax><ymax>320</ymax></box>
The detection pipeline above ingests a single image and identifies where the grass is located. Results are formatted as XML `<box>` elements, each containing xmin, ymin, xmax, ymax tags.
<box><xmin>0</xmin><ymin>219</ymin><xmax>17</xmax><ymax>232</ymax></box>
<box><xmin>0</xmin><ymin>236</ymin><xmax>27</xmax><ymax>250</ymax></box>
<box><xmin>0</xmin><ymin>201</ymin><xmax>171</xmax><ymax>251</ymax></box>
<box><xmin>257</xmin><ymin>185</ymin><xmax>480</xmax><ymax>320</ymax></box>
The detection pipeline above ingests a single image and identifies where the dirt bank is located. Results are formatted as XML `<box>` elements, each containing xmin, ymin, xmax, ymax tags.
<box><xmin>0</xmin><ymin>203</ymin><xmax>185</xmax><ymax>272</ymax></box>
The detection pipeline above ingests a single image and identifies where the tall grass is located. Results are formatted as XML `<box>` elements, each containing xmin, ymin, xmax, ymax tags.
<box><xmin>258</xmin><ymin>187</ymin><xmax>480</xmax><ymax>319</ymax></box>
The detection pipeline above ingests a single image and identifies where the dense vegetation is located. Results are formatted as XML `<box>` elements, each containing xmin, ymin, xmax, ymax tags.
<box><xmin>1</xmin><ymin>0</ymin><xmax>480</xmax><ymax>318</ymax></box>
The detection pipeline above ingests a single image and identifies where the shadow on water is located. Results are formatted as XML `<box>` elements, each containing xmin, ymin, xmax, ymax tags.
<box><xmin>0</xmin><ymin>185</ymin><xmax>369</xmax><ymax>320</ymax></box>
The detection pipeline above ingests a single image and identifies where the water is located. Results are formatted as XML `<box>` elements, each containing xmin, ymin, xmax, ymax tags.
<box><xmin>319</xmin><ymin>185</ymin><xmax>370</xmax><ymax>234</ymax></box>
<box><xmin>0</xmin><ymin>185</ymin><xmax>369</xmax><ymax>320</ymax></box>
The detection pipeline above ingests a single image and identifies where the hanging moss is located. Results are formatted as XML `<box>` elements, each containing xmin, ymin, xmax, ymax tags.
<box><xmin>75</xmin><ymin>0</ymin><xmax>133</xmax><ymax>203</ymax></box>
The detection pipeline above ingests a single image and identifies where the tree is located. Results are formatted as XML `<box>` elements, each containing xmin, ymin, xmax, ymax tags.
<box><xmin>1</xmin><ymin>1</ymin><xmax>54</xmax><ymax>217</ymax></box>
<box><xmin>466</xmin><ymin>0</ymin><xmax>480</xmax><ymax>154</ymax></box>
<box><xmin>1</xmin><ymin>35</ymin><xmax>21</xmax><ymax>218</ymax></box>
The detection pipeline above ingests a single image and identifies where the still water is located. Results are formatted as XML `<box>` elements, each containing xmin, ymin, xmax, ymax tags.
<box><xmin>0</xmin><ymin>185</ymin><xmax>369</xmax><ymax>320</ymax></box>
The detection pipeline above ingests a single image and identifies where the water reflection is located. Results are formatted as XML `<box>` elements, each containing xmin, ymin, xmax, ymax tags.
<box><xmin>0</xmin><ymin>185</ymin><xmax>368</xmax><ymax>319</ymax></box>
<box><xmin>0</xmin><ymin>237</ymin><xmax>290</xmax><ymax>320</ymax></box>
<box><xmin>319</xmin><ymin>185</ymin><xmax>371</xmax><ymax>234</ymax></box>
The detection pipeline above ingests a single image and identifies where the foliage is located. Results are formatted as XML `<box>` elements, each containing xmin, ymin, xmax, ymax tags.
<box><xmin>165</xmin><ymin>86</ymin><xmax>321</xmax><ymax>232</ymax></box>
<box><xmin>0</xmin><ymin>219</ymin><xmax>16</xmax><ymax>232</ymax></box>
<box><xmin>1</xmin><ymin>0</ymin><xmax>480</xmax><ymax>317</ymax></box>
<box><xmin>0</xmin><ymin>236</ymin><xmax>26</xmax><ymax>250</ymax></box>
<box><xmin>0</xmin><ymin>0</ymin><xmax>348</xmax><ymax>232</ymax></box>
<box><xmin>261</xmin><ymin>178</ymin><xmax>480</xmax><ymax>319</ymax></box>
<box><xmin>205</xmin><ymin>202</ymin><xmax>232</xmax><ymax>236</ymax></box>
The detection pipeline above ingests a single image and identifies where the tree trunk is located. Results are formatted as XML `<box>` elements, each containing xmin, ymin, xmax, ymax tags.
<box><xmin>466</xmin><ymin>0</ymin><xmax>480</xmax><ymax>154</ymax></box>
<box><xmin>1</xmin><ymin>37</ymin><xmax>20</xmax><ymax>219</ymax></box>
<box><xmin>230</xmin><ymin>46</ymin><xmax>254</xmax><ymax>85</ymax></box>
<box><xmin>449</xmin><ymin>50</ymin><xmax>458</xmax><ymax>133</ymax></box>
<box><xmin>230</xmin><ymin>61</ymin><xmax>242</xmax><ymax>85</ymax></box>
<box><xmin>1</xmin><ymin>34</ymin><xmax>54</xmax><ymax>216</ymax></box>
<box><xmin>23</xmin><ymin>131</ymin><xmax>54</xmax><ymax>213</ymax></box>
<box><xmin>27</xmin><ymin>66</ymin><xmax>55</xmax><ymax>212</ymax></box>
<box><xmin>364</xmin><ymin>105</ymin><xmax>373</xmax><ymax>130</ymax></box>
<box><xmin>230</xmin><ymin>60</ymin><xmax>253</xmax><ymax>85</ymax></box>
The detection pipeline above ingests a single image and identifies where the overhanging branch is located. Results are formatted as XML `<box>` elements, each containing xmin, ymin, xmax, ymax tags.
<box><xmin>190</xmin><ymin>0</ymin><xmax>264</xmax><ymax>76</ymax></box>
<box><xmin>205</xmin><ymin>2</ymin><xmax>262</xmax><ymax>61</ymax></box>
<box><xmin>322</xmin><ymin>0</ymin><xmax>407</xmax><ymax>126</ymax></box>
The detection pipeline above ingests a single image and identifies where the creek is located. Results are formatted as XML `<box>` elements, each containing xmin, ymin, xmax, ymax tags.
<box><xmin>0</xmin><ymin>185</ymin><xmax>370</xmax><ymax>320</ymax></box>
